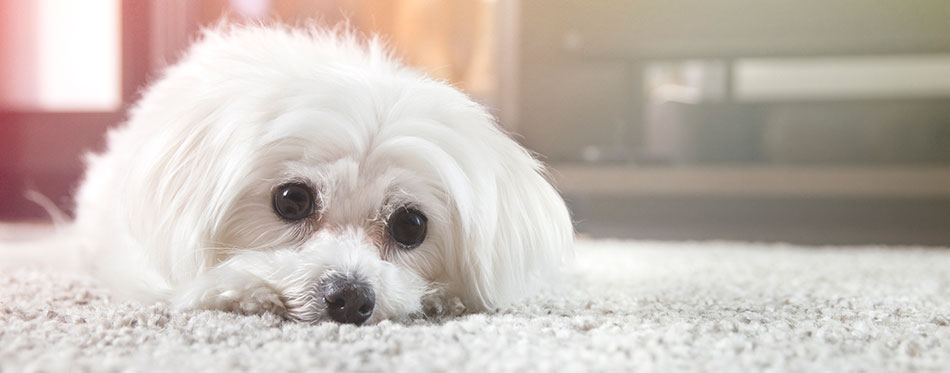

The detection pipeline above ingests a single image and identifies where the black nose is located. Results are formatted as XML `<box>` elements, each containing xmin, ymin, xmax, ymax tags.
<box><xmin>323</xmin><ymin>278</ymin><xmax>375</xmax><ymax>325</ymax></box>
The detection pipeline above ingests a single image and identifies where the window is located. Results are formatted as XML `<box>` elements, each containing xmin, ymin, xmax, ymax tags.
<box><xmin>0</xmin><ymin>0</ymin><xmax>121</xmax><ymax>111</ymax></box>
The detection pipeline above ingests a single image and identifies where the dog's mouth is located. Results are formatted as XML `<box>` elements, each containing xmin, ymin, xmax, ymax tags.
<box><xmin>283</xmin><ymin>272</ymin><xmax>377</xmax><ymax>325</ymax></box>
<box><xmin>266</xmin><ymin>236</ymin><xmax>431</xmax><ymax>325</ymax></box>
<box><xmin>320</xmin><ymin>273</ymin><xmax>376</xmax><ymax>325</ymax></box>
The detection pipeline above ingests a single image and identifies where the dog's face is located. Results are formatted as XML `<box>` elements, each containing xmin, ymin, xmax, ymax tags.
<box><xmin>211</xmin><ymin>71</ymin><xmax>497</xmax><ymax>323</ymax></box>
<box><xmin>82</xmin><ymin>27</ymin><xmax>572</xmax><ymax>324</ymax></box>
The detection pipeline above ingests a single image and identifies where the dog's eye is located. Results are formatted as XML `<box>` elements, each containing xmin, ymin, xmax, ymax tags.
<box><xmin>388</xmin><ymin>207</ymin><xmax>427</xmax><ymax>249</ymax></box>
<box><xmin>273</xmin><ymin>183</ymin><xmax>315</xmax><ymax>221</ymax></box>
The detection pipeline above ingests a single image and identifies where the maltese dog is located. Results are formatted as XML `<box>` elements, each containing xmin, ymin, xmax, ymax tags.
<box><xmin>63</xmin><ymin>25</ymin><xmax>573</xmax><ymax>325</ymax></box>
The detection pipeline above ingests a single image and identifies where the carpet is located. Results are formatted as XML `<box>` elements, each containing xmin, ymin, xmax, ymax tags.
<box><xmin>2</xmin><ymin>231</ymin><xmax>950</xmax><ymax>371</ymax></box>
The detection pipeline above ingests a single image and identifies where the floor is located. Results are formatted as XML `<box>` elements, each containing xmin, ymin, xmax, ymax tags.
<box><xmin>3</xmin><ymin>237</ymin><xmax>949</xmax><ymax>371</ymax></box>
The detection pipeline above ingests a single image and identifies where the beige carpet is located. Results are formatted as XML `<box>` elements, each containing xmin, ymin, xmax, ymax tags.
<box><xmin>2</xmin><ymin>228</ymin><xmax>950</xmax><ymax>371</ymax></box>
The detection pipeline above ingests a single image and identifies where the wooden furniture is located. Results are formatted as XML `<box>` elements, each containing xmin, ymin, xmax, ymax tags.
<box><xmin>506</xmin><ymin>0</ymin><xmax>950</xmax><ymax>198</ymax></box>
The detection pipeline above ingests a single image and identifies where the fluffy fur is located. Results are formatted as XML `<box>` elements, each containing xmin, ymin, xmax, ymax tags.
<box><xmin>66</xmin><ymin>25</ymin><xmax>573</xmax><ymax>324</ymax></box>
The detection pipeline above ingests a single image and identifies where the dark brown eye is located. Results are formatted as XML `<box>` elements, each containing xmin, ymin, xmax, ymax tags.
<box><xmin>388</xmin><ymin>207</ymin><xmax>427</xmax><ymax>249</ymax></box>
<box><xmin>273</xmin><ymin>183</ymin><xmax>315</xmax><ymax>221</ymax></box>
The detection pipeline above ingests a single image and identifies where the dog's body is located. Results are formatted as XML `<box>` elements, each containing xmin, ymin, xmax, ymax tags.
<box><xmin>60</xmin><ymin>26</ymin><xmax>572</xmax><ymax>324</ymax></box>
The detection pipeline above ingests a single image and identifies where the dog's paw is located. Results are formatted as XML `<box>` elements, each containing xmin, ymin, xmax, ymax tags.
<box><xmin>174</xmin><ymin>270</ymin><xmax>287</xmax><ymax>317</ymax></box>
<box><xmin>210</xmin><ymin>283</ymin><xmax>287</xmax><ymax>316</ymax></box>
<box><xmin>420</xmin><ymin>291</ymin><xmax>466</xmax><ymax>319</ymax></box>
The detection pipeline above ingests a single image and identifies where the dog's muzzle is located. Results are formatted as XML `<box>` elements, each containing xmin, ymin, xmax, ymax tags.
<box><xmin>321</xmin><ymin>274</ymin><xmax>375</xmax><ymax>325</ymax></box>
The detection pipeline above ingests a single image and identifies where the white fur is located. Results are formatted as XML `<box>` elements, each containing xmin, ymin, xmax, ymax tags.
<box><xmin>71</xmin><ymin>25</ymin><xmax>573</xmax><ymax>323</ymax></box>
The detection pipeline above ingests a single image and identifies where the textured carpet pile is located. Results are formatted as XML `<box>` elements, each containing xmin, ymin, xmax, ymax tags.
<box><xmin>2</xmin><ymin>237</ymin><xmax>950</xmax><ymax>371</ymax></box>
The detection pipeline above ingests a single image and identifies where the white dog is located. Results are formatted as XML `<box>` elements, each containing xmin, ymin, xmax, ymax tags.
<box><xmin>61</xmin><ymin>25</ymin><xmax>573</xmax><ymax>325</ymax></box>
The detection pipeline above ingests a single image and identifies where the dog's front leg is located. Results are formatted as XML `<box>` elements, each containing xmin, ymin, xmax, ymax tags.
<box><xmin>172</xmin><ymin>265</ymin><xmax>287</xmax><ymax>317</ymax></box>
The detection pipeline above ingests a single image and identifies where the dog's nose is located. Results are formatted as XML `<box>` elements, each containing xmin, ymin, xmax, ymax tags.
<box><xmin>323</xmin><ymin>278</ymin><xmax>375</xmax><ymax>325</ymax></box>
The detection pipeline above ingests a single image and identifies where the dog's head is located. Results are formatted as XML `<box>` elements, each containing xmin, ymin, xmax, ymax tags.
<box><xmin>119</xmin><ymin>26</ymin><xmax>572</xmax><ymax>324</ymax></box>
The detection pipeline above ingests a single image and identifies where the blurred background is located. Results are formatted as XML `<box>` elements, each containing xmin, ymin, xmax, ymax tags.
<box><xmin>2</xmin><ymin>0</ymin><xmax>950</xmax><ymax>245</ymax></box>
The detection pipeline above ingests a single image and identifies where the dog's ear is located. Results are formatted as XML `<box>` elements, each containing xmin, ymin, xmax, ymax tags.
<box><xmin>444</xmin><ymin>112</ymin><xmax>575</xmax><ymax>311</ymax></box>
